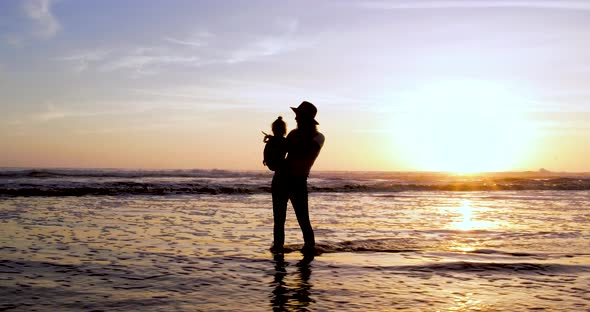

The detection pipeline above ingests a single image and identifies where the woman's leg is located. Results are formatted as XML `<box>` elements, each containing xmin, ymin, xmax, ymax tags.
<box><xmin>271</xmin><ymin>173</ymin><xmax>289</xmax><ymax>250</ymax></box>
<box><xmin>290</xmin><ymin>177</ymin><xmax>315</xmax><ymax>248</ymax></box>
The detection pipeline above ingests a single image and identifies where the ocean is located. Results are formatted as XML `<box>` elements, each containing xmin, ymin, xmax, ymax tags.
<box><xmin>1</xmin><ymin>169</ymin><xmax>589</xmax><ymax>311</ymax></box>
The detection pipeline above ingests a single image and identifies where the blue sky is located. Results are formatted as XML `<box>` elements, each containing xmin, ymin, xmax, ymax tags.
<box><xmin>1</xmin><ymin>0</ymin><xmax>589</xmax><ymax>171</ymax></box>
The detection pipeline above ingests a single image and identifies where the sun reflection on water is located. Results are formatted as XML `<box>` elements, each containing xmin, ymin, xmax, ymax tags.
<box><xmin>444</xmin><ymin>199</ymin><xmax>502</xmax><ymax>254</ymax></box>
<box><xmin>450</xmin><ymin>199</ymin><xmax>495</xmax><ymax>232</ymax></box>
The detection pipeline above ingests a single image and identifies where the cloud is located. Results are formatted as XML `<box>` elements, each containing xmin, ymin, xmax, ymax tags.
<box><xmin>357</xmin><ymin>0</ymin><xmax>590</xmax><ymax>10</ymax></box>
<box><xmin>224</xmin><ymin>18</ymin><xmax>309</xmax><ymax>64</ymax></box>
<box><xmin>57</xmin><ymin>50</ymin><xmax>111</xmax><ymax>73</ymax></box>
<box><xmin>99</xmin><ymin>53</ymin><xmax>200</xmax><ymax>76</ymax></box>
<box><xmin>23</xmin><ymin>0</ymin><xmax>61</xmax><ymax>38</ymax></box>
<box><xmin>74</xmin><ymin>122</ymin><xmax>185</xmax><ymax>135</ymax></box>
<box><xmin>30</xmin><ymin>101</ymin><xmax>157</xmax><ymax>122</ymax></box>
<box><xmin>58</xmin><ymin>46</ymin><xmax>200</xmax><ymax>76</ymax></box>
<box><xmin>132</xmin><ymin>88</ymin><xmax>226</xmax><ymax>104</ymax></box>
<box><xmin>32</xmin><ymin>103</ymin><xmax>94</xmax><ymax>121</ymax></box>
<box><xmin>131</xmin><ymin>78</ymin><xmax>375</xmax><ymax>113</ymax></box>
<box><xmin>131</xmin><ymin>85</ymin><xmax>260</xmax><ymax>111</ymax></box>
<box><xmin>56</xmin><ymin>19</ymin><xmax>309</xmax><ymax>77</ymax></box>
<box><xmin>99</xmin><ymin>47</ymin><xmax>201</xmax><ymax>76</ymax></box>
<box><xmin>164</xmin><ymin>31</ymin><xmax>213</xmax><ymax>48</ymax></box>
<box><xmin>226</xmin><ymin>37</ymin><xmax>297</xmax><ymax>64</ymax></box>
<box><xmin>163</xmin><ymin>18</ymin><xmax>307</xmax><ymax>65</ymax></box>
<box><xmin>164</xmin><ymin>37</ymin><xmax>206</xmax><ymax>47</ymax></box>
<box><xmin>34</xmin><ymin>111</ymin><xmax>70</xmax><ymax>121</ymax></box>
<box><xmin>161</xmin><ymin>29</ymin><xmax>300</xmax><ymax>64</ymax></box>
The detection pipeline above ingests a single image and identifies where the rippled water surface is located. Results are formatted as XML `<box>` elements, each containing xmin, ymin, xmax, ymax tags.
<box><xmin>1</xmin><ymin>191</ymin><xmax>589</xmax><ymax>311</ymax></box>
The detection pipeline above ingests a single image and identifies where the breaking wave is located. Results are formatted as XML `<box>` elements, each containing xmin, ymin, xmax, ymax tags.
<box><xmin>1</xmin><ymin>168</ymin><xmax>590</xmax><ymax>196</ymax></box>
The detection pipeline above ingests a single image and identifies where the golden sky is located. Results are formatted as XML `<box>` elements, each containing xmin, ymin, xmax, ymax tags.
<box><xmin>1</xmin><ymin>0</ymin><xmax>589</xmax><ymax>172</ymax></box>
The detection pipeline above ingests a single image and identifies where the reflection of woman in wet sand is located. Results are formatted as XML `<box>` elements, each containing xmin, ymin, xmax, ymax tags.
<box><xmin>271</xmin><ymin>101</ymin><xmax>325</xmax><ymax>254</ymax></box>
<box><xmin>270</xmin><ymin>253</ymin><xmax>314</xmax><ymax>310</ymax></box>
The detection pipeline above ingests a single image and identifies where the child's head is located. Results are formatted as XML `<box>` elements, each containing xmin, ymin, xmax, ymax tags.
<box><xmin>272</xmin><ymin>116</ymin><xmax>287</xmax><ymax>137</ymax></box>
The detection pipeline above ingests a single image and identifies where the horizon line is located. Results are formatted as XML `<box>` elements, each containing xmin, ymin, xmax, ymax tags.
<box><xmin>1</xmin><ymin>166</ymin><xmax>588</xmax><ymax>175</ymax></box>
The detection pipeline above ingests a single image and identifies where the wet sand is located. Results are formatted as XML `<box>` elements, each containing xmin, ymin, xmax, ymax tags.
<box><xmin>1</xmin><ymin>193</ymin><xmax>589</xmax><ymax>311</ymax></box>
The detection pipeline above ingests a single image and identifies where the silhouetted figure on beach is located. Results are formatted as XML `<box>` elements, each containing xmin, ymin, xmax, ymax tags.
<box><xmin>263</xmin><ymin>116</ymin><xmax>288</xmax><ymax>171</ymax></box>
<box><xmin>270</xmin><ymin>101</ymin><xmax>325</xmax><ymax>254</ymax></box>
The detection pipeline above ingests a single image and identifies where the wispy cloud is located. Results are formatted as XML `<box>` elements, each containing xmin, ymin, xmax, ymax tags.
<box><xmin>163</xmin><ymin>21</ymin><xmax>306</xmax><ymax>65</ymax></box>
<box><xmin>32</xmin><ymin>103</ymin><xmax>98</xmax><ymax>122</ymax></box>
<box><xmin>227</xmin><ymin>37</ymin><xmax>299</xmax><ymax>64</ymax></box>
<box><xmin>358</xmin><ymin>0</ymin><xmax>590</xmax><ymax>10</ymax></box>
<box><xmin>56</xmin><ymin>50</ymin><xmax>111</xmax><ymax>73</ymax></box>
<box><xmin>23</xmin><ymin>0</ymin><xmax>61</xmax><ymax>38</ymax></box>
<box><xmin>132</xmin><ymin>85</ymin><xmax>261</xmax><ymax>111</ymax></box>
<box><xmin>57</xmin><ymin>18</ymin><xmax>310</xmax><ymax>77</ymax></box>
<box><xmin>132</xmin><ymin>78</ymin><xmax>376</xmax><ymax>113</ymax></box>
<box><xmin>225</xmin><ymin>17</ymin><xmax>309</xmax><ymax>64</ymax></box>
<box><xmin>132</xmin><ymin>88</ymin><xmax>227</xmax><ymax>104</ymax></box>
<box><xmin>30</xmin><ymin>101</ymin><xmax>161</xmax><ymax>122</ymax></box>
<box><xmin>74</xmin><ymin>122</ymin><xmax>185</xmax><ymax>135</ymax></box>
<box><xmin>99</xmin><ymin>53</ymin><xmax>200</xmax><ymax>76</ymax></box>
<box><xmin>58</xmin><ymin>47</ymin><xmax>200</xmax><ymax>76</ymax></box>
<box><xmin>164</xmin><ymin>37</ymin><xmax>206</xmax><ymax>47</ymax></box>
<box><xmin>164</xmin><ymin>31</ymin><xmax>213</xmax><ymax>48</ymax></box>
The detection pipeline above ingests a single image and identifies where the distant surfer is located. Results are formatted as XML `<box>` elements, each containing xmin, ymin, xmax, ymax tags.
<box><xmin>267</xmin><ymin>101</ymin><xmax>325</xmax><ymax>254</ymax></box>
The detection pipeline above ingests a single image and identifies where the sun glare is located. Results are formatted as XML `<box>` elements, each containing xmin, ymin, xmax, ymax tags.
<box><xmin>393</xmin><ymin>79</ymin><xmax>534</xmax><ymax>173</ymax></box>
<box><xmin>451</xmin><ymin>199</ymin><xmax>495</xmax><ymax>231</ymax></box>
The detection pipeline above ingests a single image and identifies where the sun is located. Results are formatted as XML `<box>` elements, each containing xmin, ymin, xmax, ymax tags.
<box><xmin>392</xmin><ymin>79</ymin><xmax>534</xmax><ymax>173</ymax></box>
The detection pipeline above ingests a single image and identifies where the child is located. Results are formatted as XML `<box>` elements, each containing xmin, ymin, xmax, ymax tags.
<box><xmin>263</xmin><ymin>116</ymin><xmax>288</xmax><ymax>171</ymax></box>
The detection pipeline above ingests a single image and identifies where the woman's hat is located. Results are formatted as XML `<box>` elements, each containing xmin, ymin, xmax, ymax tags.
<box><xmin>291</xmin><ymin>101</ymin><xmax>319</xmax><ymax>125</ymax></box>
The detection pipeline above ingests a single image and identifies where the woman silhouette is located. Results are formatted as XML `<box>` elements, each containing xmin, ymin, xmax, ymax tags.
<box><xmin>271</xmin><ymin>101</ymin><xmax>325</xmax><ymax>253</ymax></box>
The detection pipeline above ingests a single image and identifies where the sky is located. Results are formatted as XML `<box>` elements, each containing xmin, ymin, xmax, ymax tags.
<box><xmin>1</xmin><ymin>0</ymin><xmax>589</xmax><ymax>172</ymax></box>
